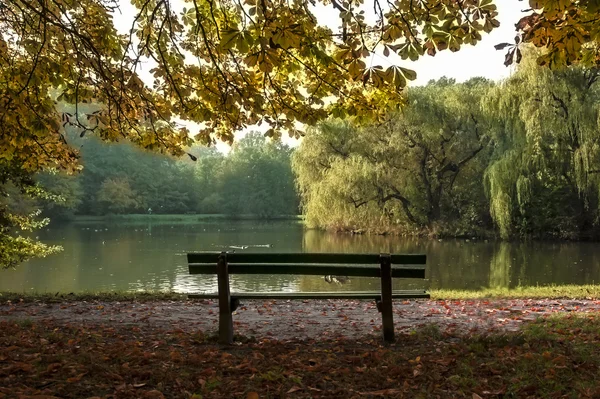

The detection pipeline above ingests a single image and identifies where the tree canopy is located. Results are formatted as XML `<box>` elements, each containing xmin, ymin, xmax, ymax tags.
<box><xmin>3</xmin><ymin>0</ymin><xmax>599</xmax><ymax>164</ymax></box>
<box><xmin>294</xmin><ymin>58</ymin><xmax>600</xmax><ymax>239</ymax></box>
<box><xmin>484</xmin><ymin>53</ymin><xmax>600</xmax><ymax>239</ymax></box>
<box><xmin>36</xmin><ymin>131</ymin><xmax>298</xmax><ymax>219</ymax></box>
<box><xmin>293</xmin><ymin>78</ymin><xmax>494</xmax><ymax>236</ymax></box>
<box><xmin>3</xmin><ymin>0</ymin><xmax>600</xmax><ymax>266</ymax></box>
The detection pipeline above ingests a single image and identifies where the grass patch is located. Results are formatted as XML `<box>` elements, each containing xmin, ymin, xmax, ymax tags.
<box><xmin>13</xmin><ymin>318</ymin><xmax>34</xmax><ymax>328</ymax></box>
<box><xmin>0</xmin><ymin>291</ymin><xmax>187</xmax><ymax>304</ymax></box>
<box><xmin>3</xmin><ymin>283</ymin><xmax>600</xmax><ymax>304</ymax></box>
<box><xmin>1</xmin><ymin>313</ymin><xmax>599</xmax><ymax>398</ymax></box>
<box><xmin>431</xmin><ymin>284</ymin><xmax>600</xmax><ymax>300</ymax></box>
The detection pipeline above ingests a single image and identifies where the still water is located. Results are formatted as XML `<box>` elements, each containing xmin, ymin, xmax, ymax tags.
<box><xmin>2</xmin><ymin>220</ymin><xmax>600</xmax><ymax>293</ymax></box>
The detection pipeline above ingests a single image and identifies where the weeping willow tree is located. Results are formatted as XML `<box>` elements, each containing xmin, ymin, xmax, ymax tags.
<box><xmin>292</xmin><ymin>78</ymin><xmax>494</xmax><ymax>236</ymax></box>
<box><xmin>291</xmin><ymin>121</ymin><xmax>389</xmax><ymax>232</ymax></box>
<box><xmin>485</xmin><ymin>52</ymin><xmax>600</xmax><ymax>239</ymax></box>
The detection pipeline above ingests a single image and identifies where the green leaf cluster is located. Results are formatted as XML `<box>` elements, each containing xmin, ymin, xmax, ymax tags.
<box><xmin>0</xmin><ymin>170</ymin><xmax>61</xmax><ymax>269</ymax></box>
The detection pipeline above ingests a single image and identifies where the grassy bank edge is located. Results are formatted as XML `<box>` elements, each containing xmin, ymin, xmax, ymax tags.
<box><xmin>0</xmin><ymin>291</ymin><xmax>187</xmax><ymax>303</ymax></box>
<box><xmin>71</xmin><ymin>214</ymin><xmax>304</xmax><ymax>223</ymax></box>
<box><xmin>430</xmin><ymin>284</ymin><xmax>600</xmax><ymax>300</ymax></box>
<box><xmin>2</xmin><ymin>284</ymin><xmax>600</xmax><ymax>303</ymax></box>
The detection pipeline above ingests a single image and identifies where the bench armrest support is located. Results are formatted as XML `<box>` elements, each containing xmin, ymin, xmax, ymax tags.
<box><xmin>217</xmin><ymin>252</ymin><xmax>234</xmax><ymax>345</ymax></box>
<box><xmin>380</xmin><ymin>254</ymin><xmax>395</xmax><ymax>343</ymax></box>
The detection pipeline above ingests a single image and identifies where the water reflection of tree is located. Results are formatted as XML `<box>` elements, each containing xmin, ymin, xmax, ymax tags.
<box><xmin>302</xmin><ymin>229</ymin><xmax>423</xmax><ymax>254</ymax></box>
<box><xmin>19</xmin><ymin>225</ymin><xmax>87</xmax><ymax>292</ymax></box>
<box><xmin>487</xmin><ymin>241</ymin><xmax>600</xmax><ymax>290</ymax></box>
<box><xmin>301</xmin><ymin>230</ymin><xmax>428</xmax><ymax>291</ymax></box>
<box><xmin>296</xmin><ymin>275</ymin><xmax>423</xmax><ymax>292</ymax></box>
<box><xmin>302</xmin><ymin>230</ymin><xmax>497</xmax><ymax>291</ymax></box>
<box><xmin>517</xmin><ymin>242</ymin><xmax>600</xmax><ymax>287</ymax></box>
<box><xmin>9</xmin><ymin>222</ymin><xmax>600</xmax><ymax>294</ymax></box>
<box><xmin>489</xmin><ymin>243</ymin><xmax>511</xmax><ymax>289</ymax></box>
<box><xmin>230</xmin><ymin>275</ymin><xmax>299</xmax><ymax>293</ymax></box>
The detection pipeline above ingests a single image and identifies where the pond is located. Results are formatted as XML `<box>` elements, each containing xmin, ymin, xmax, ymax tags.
<box><xmin>2</xmin><ymin>219</ymin><xmax>599</xmax><ymax>293</ymax></box>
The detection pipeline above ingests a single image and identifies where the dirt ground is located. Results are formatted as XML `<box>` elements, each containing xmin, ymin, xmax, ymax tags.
<box><xmin>3</xmin><ymin>297</ymin><xmax>600</xmax><ymax>340</ymax></box>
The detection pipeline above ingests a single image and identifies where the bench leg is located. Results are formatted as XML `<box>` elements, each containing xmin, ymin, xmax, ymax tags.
<box><xmin>231</xmin><ymin>298</ymin><xmax>240</xmax><ymax>312</ymax></box>
<box><xmin>217</xmin><ymin>252</ymin><xmax>234</xmax><ymax>345</ymax></box>
<box><xmin>380</xmin><ymin>254</ymin><xmax>395</xmax><ymax>343</ymax></box>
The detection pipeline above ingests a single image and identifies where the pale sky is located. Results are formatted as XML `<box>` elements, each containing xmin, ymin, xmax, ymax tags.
<box><xmin>114</xmin><ymin>0</ymin><xmax>529</xmax><ymax>150</ymax></box>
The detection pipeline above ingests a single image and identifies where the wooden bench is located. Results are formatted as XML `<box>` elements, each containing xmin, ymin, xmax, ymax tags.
<box><xmin>187</xmin><ymin>252</ymin><xmax>429</xmax><ymax>344</ymax></box>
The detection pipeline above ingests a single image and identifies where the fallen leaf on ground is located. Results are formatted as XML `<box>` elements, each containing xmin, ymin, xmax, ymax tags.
<box><xmin>360</xmin><ymin>389</ymin><xmax>401</xmax><ymax>396</ymax></box>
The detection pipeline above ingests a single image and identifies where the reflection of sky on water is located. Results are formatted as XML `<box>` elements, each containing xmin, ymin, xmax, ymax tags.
<box><xmin>2</xmin><ymin>220</ymin><xmax>600</xmax><ymax>293</ymax></box>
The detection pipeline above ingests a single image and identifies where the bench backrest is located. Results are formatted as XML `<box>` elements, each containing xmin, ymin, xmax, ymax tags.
<box><xmin>188</xmin><ymin>252</ymin><xmax>426</xmax><ymax>279</ymax></box>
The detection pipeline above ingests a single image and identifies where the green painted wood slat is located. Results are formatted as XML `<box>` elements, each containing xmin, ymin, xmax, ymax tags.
<box><xmin>188</xmin><ymin>290</ymin><xmax>430</xmax><ymax>299</ymax></box>
<box><xmin>188</xmin><ymin>263</ymin><xmax>426</xmax><ymax>278</ymax></box>
<box><xmin>187</xmin><ymin>252</ymin><xmax>426</xmax><ymax>265</ymax></box>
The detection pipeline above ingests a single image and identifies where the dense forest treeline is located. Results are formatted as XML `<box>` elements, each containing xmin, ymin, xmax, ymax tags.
<box><xmin>293</xmin><ymin>57</ymin><xmax>600</xmax><ymax>240</ymax></box>
<box><xmin>9</xmin><ymin>57</ymin><xmax>600</xmax><ymax>241</ymax></box>
<box><xmin>10</xmin><ymin>132</ymin><xmax>299</xmax><ymax>220</ymax></box>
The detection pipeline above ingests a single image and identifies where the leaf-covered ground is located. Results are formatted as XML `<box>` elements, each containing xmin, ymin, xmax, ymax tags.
<box><xmin>3</xmin><ymin>298</ymin><xmax>600</xmax><ymax>339</ymax></box>
<box><xmin>1</xmin><ymin>298</ymin><xmax>600</xmax><ymax>398</ymax></box>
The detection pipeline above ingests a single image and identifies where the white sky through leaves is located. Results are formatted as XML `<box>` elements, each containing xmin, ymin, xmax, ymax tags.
<box><xmin>112</xmin><ymin>0</ymin><xmax>529</xmax><ymax>149</ymax></box>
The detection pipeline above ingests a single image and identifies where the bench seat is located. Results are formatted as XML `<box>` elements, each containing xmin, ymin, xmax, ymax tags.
<box><xmin>188</xmin><ymin>290</ymin><xmax>429</xmax><ymax>300</ymax></box>
<box><xmin>187</xmin><ymin>251</ymin><xmax>428</xmax><ymax>344</ymax></box>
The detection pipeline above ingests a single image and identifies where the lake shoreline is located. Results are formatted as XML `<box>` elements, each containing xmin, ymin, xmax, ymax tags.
<box><xmin>60</xmin><ymin>214</ymin><xmax>304</xmax><ymax>224</ymax></box>
<box><xmin>7</xmin><ymin>219</ymin><xmax>600</xmax><ymax>293</ymax></box>
<box><xmin>55</xmin><ymin>214</ymin><xmax>600</xmax><ymax>242</ymax></box>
